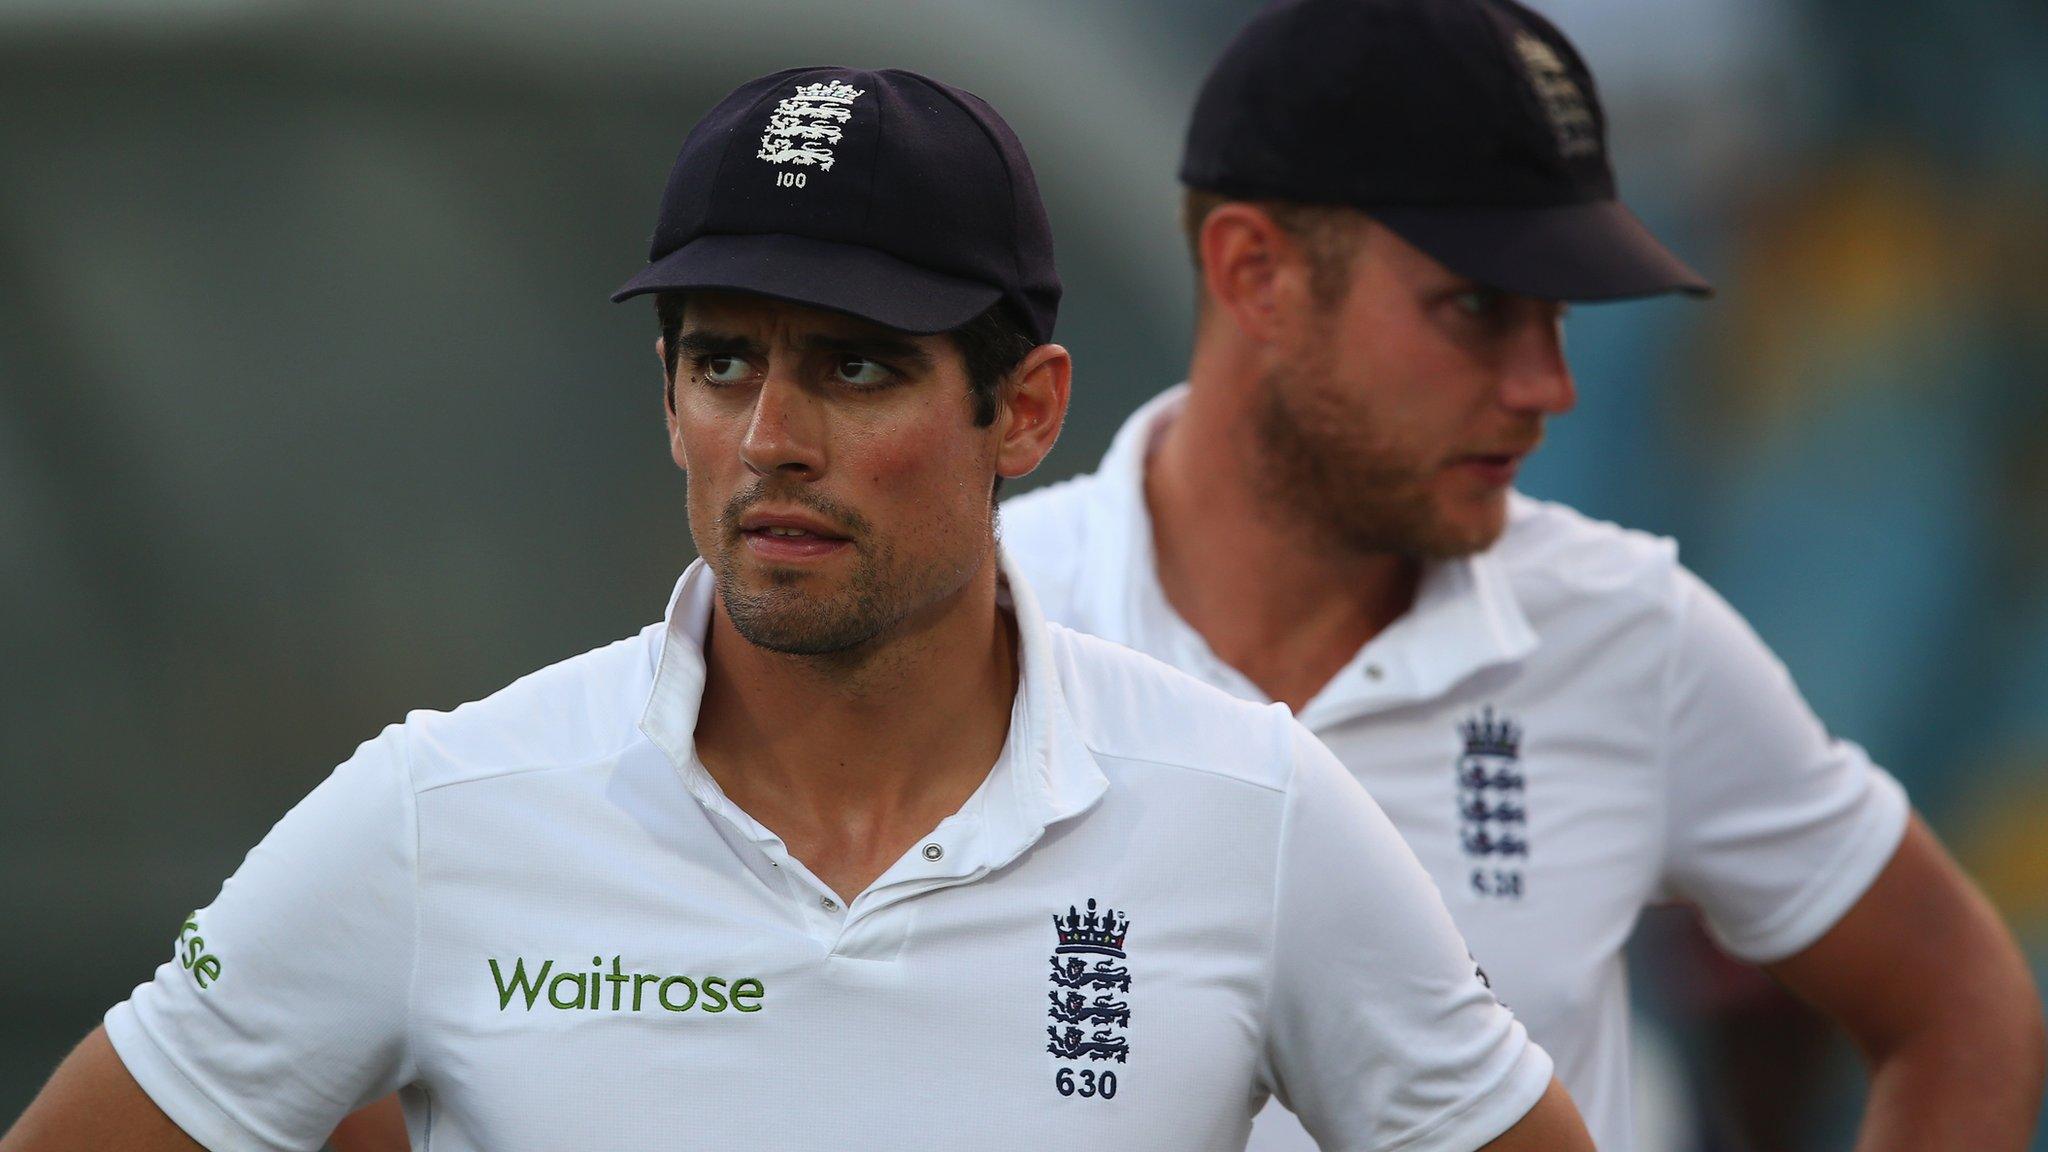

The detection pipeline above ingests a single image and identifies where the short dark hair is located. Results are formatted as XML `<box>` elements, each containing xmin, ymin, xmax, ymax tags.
<box><xmin>1181</xmin><ymin>188</ymin><xmax>1367</xmax><ymax>307</ymax></box>
<box><xmin>656</xmin><ymin>292</ymin><xmax>1035</xmax><ymax>427</ymax></box>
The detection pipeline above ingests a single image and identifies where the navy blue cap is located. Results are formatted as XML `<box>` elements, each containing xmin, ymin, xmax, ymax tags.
<box><xmin>613</xmin><ymin>67</ymin><xmax>1061</xmax><ymax>343</ymax></box>
<box><xmin>1181</xmin><ymin>0</ymin><xmax>1709</xmax><ymax>301</ymax></box>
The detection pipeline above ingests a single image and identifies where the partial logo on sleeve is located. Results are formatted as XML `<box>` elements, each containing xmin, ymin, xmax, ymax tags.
<box><xmin>175</xmin><ymin>912</ymin><xmax>223</xmax><ymax>990</ymax></box>
<box><xmin>1047</xmin><ymin>899</ymin><xmax>1130</xmax><ymax>1100</ymax></box>
<box><xmin>1457</xmin><ymin>707</ymin><xmax>1529</xmax><ymax>899</ymax></box>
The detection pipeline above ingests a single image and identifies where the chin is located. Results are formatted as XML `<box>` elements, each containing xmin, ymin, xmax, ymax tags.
<box><xmin>720</xmin><ymin>583</ymin><xmax>884</xmax><ymax>656</ymax></box>
<box><xmin>1424</xmin><ymin>497</ymin><xmax>1510</xmax><ymax>558</ymax></box>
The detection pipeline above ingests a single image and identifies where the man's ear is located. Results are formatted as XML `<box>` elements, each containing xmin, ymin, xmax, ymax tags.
<box><xmin>1198</xmin><ymin>203</ymin><xmax>1304</xmax><ymax>344</ymax></box>
<box><xmin>994</xmin><ymin>343</ymin><xmax>1072</xmax><ymax>482</ymax></box>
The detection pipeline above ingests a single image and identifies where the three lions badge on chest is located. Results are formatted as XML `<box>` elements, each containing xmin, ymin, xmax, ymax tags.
<box><xmin>1458</xmin><ymin>707</ymin><xmax>1529</xmax><ymax>900</ymax></box>
<box><xmin>1046</xmin><ymin>899</ymin><xmax>1130</xmax><ymax>1099</ymax></box>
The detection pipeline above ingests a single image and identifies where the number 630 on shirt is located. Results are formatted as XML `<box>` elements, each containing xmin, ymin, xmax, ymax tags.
<box><xmin>1055</xmin><ymin>1068</ymin><xmax>1118</xmax><ymax>1099</ymax></box>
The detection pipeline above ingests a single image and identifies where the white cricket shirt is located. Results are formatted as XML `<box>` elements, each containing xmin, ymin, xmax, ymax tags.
<box><xmin>106</xmin><ymin>553</ymin><xmax>1553</xmax><ymax>1152</ymax></box>
<box><xmin>1000</xmin><ymin>387</ymin><xmax>1910</xmax><ymax>1151</ymax></box>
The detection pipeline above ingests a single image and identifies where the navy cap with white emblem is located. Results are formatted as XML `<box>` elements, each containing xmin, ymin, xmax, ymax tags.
<box><xmin>1180</xmin><ymin>0</ymin><xmax>1711</xmax><ymax>302</ymax></box>
<box><xmin>613</xmin><ymin>66</ymin><xmax>1062</xmax><ymax>343</ymax></box>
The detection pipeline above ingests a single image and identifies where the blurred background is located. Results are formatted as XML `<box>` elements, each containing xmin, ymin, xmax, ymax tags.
<box><xmin>1</xmin><ymin>0</ymin><xmax>2042</xmax><ymax>1147</ymax></box>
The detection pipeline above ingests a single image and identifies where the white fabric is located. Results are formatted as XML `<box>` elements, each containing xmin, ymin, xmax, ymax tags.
<box><xmin>1001</xmin><ymin>386</ymin><xmax>1910</xmax><ymax>1152</ymax></box>
<box><xmin>106</xmin><ymin>552</ymin><xmax>1551</xmax><ymax>1152</ymax></box>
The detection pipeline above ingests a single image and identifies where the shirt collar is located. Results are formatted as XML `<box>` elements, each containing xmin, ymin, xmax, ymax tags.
<box><xmin>637</xmin><ymin>552</ymin><xmax>1107</xmax><ymax>873</ymax></box>
<box><xmin>1079</xmin><ymin>384</ymin><xmax>1538</xmax><ymax>721</ymax></box>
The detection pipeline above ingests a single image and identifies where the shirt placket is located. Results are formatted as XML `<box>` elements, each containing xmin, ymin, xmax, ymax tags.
<box><xmin>707</xmin><ymin>796</ymin><xmax>999</xmax><ymax>952</ymax></box>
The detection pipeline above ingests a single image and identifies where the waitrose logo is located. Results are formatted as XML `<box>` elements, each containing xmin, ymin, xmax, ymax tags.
<box><xmin>489</xmin><ymin>956</ymin><xmax>765</xmax><ymax>1014</ymax></box>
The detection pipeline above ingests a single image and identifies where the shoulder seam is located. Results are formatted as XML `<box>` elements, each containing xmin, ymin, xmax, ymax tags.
<box><xmin>1254</xmin><ymin>720</ymin><xmax>1296</xmax><ymax>1095</ymax></box>
<box><xmin>1081</xmin><ymin>744</ymin><xmax>1289</xmax><ymax>796</ymax></box>
<box><xmin>410</xmin><ymin>738</ymin><xmax>648</xmax><ymax>798</ymax></box>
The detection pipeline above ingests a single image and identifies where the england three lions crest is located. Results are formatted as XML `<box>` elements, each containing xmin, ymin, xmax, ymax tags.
<box><xmin>1457</xmin><ymin>707</ymin><xmax>1529</xmax><ymax>899</ymax></box>
<box><xmin>1046</xmin><ymin>899</ymin><xmax>1130</xmax><ymax>1095</ymax></box>
<box><xmin>756</xmin><ymin>79</ymin><xmax>864</xmax><ymax>186</ymax></box>
<box><xmin>1514</xmin><ymin>32</ymin><xmax>1599</xmax><ymax>160</ymax></box>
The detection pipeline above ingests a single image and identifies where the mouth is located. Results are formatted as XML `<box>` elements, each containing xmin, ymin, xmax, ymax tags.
<box><xmin>1450</xmin><ymin>450</ymin><xmax>1531</xmax><ymax>487</ymax></box>
<box><xmin>735</xmin><ymin>510</ymin><xmax>854</xmax><ymax>563</ymax></box>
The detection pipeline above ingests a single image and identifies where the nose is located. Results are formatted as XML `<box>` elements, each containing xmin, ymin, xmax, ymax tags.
<box><xmin>1498</xmin><ymin>307</ymin><xmax>1577</xmax><ymax>416</ymax></box>
<box><xmin>739</xmin><ymin>371</ymin><xmax>827</xmax><ymax>479</ymax></box>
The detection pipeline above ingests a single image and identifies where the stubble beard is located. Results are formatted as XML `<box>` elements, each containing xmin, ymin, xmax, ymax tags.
<box><xmin>1249</xmin><ymin>357</ymin><xmax>1504</xmax><ymax>561</ymax></box>
<box><xmin>716</xmin><ymin>550</ymin><xmax>898</xmax><ymax>657</ymax></box>
<box><xmin>708</xmin><ymin>482</ymin><xmax>984</xmax><ymax>659</ymax></box>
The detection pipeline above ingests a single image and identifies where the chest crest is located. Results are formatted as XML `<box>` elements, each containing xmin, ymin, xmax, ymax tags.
<box><xmin>1046</xmin><ymin>899</ymin><xmax>1131</xmax><ymax>1100</ymax></box>
<box><xmin>1457</xmin><ymin>707</ymin><xmax>1528</xmax><ymax>900</ymax></box>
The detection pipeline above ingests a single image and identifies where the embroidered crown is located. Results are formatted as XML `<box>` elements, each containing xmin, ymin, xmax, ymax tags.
<box><xmin>1459</xmin><ymin>707</ymin><xmax>1521</xmax><ymax>759</ymax></box>
<box><xmin>1053</xmin><ymin>899</ymin><xmax>1130</xmax><ymax>957</ymax></box>
<box><xmin>792</xmin><ymin>80</ymin><xmax>864</xmax><ymax>105</ymax></box>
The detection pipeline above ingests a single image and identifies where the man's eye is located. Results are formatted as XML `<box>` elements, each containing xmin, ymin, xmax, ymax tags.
<box><xmin>699</xmin><ymin>355</ymin><xmax>753</xmax><ymax>384</ymax></box>
<box><xmin>835</xmin><ymin>358</ymin><xmax>893</xmax><ymax>387</ymax></box>
<box><xmin>1453</xmin><ymin>288</ymin><xmax>1505</xmax><ymax>319</ymax></box>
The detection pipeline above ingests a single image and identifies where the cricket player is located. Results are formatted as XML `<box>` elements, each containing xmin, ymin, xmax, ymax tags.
<box><xmin>996</xmin><ymin>1</ymin><xmax>2047</xmax><ymax>1149</ymax></box>
<box><xmin>1</xmin><ymin>67</ymin><xmax>1594</xmax><ymax>1152</ymax></box>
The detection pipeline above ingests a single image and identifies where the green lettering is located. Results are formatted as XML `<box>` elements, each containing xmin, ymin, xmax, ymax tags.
<box><xmin>606</xmin><ymin>956</ymin><xmax>628</xmax><ymax>1011</ymax></box>
<box><xmin>173</xmin><ymin>917</ymin><xmax>222</xmax><ymax>990</ymax></box>
<box><xmin>490</xmin><ymin>958</ymin><xmax>766</xmax><ymax>1016</ymax></box>
<box><xmin>548</xmin><ymin>971</ymin><xmax>587</xmax><ymax>1010</ymax></box>
<box><xmin>489</xmin><ymin>958</ymin><xmax>553</xmax><ymax>1011</ymax></box>
<box><xmin>657</xmin><ymin>975</ymin><xmax>697</xmax><ymax>1012</ymax></box>
<box><xmin>731</xmin><ymin>979</ymin><xmax>765</xmax><ymax>1012</ymax></box>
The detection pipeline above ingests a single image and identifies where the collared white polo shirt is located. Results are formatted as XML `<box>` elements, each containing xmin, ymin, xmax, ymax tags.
<box><xmin>1000</xmin><ymin>386</ymin><xmax>1910</xmax><ymax>1151</ymax></box>
<box><xmin>106</xmin><ymin>553</ymin><xmax>1552</xmax><ymax>1152</ymax></box>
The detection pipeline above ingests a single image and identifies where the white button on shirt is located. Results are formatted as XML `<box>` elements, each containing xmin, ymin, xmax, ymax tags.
<box><xmin>1000</xmin><ymin>386</ymin><xmax>1911</xmax><ymax>1151</ymax></box>
<box><xmin>106</xmin><ymin>552</ymin><xmax>1551</xmax><ymax>1152</ymax></box>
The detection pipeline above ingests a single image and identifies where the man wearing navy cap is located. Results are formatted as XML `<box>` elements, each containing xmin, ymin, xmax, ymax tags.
<box><xmin>3</xmin><ymin>67</ymin><xmax>1593</xmax><ymax>1152</ymax></box>
<box><xmin>1001</xmin><ymin>1</ymin><xmax>2044</xmax><ymax>1148</ymax></box>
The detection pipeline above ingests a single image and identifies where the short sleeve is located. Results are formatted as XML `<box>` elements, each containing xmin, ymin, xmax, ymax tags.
<box><xmin>104</xmin><ymin>726</ymin><xmax>419</xmax><ymax>1152</ymax></box>
<box><xmin>1263</xmin><ymin>723</ymin><xmax>1553</xmax><ymax>1152</ymax></box>
<box><xmin>1659</xmin><ymin>569</ymin><xmax>1911</xmax><ymax>963</ymax></box>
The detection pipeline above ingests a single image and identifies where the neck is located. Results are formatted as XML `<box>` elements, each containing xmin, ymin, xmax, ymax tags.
<box><xmin>1149</xmin><ymin>348</ymin><xmax>1418</xmax><ymax>711</ymax></box>
<box><xmin>692</xmin><ymin>549</ymin><xmax>1019</xmax><ymax>898</ymax></box>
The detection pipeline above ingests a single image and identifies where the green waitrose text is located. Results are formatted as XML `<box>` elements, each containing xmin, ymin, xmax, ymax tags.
<box><xmin>489</xmin><ymin>956</ymin><xmax>765</xmax><ymax>1014</ymax></box>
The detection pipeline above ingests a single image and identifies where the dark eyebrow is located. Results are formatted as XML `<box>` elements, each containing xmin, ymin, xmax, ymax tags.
<box><xmin>798</xmin><ymin>333</ymin><xmax>937</xmax><ymax>374</ymax></box>
<box><xmin>673</xmin><ymin>327</ymin><xmax>938</xmax><ymax>374</ymax></box>
<box><xmin>671</xmin><ymin>330</ymin><xmax>765</xmax><ymax>360</ymax></box>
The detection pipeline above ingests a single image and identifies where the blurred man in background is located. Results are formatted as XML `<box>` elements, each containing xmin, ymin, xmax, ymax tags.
<box><xmin>999</xmin><ymin>0</ymin><xmax>2046</xmax><ymax>1148</ymax></box>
